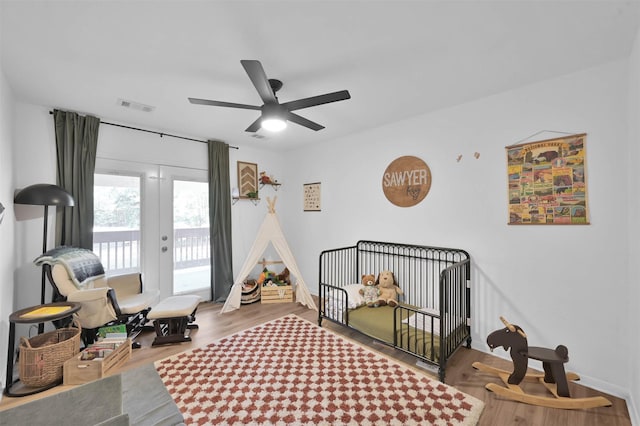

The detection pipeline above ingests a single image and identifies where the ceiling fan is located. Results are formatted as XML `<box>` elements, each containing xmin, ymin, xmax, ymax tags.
<box><xmin>188</xmin><ymin>60</ymin><xmax>351</xmax><ymax>132</ymax></box>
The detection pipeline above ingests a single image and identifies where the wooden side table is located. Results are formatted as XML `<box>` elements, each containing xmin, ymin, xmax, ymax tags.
<box><xmin>4</xmin><ymin>302</ymin><xmax>80</xmax><ymax>397</ymax></box>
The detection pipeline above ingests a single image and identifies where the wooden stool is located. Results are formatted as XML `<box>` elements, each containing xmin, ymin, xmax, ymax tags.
<box><xmin>147</xmin><ymin>295</ymin><xmax>201</xmax><ymax>346</ymax></box>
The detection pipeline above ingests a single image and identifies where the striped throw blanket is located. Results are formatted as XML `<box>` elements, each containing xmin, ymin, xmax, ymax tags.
<box><xmin>35</xmin><ymin>246</ymin><xmax>105</xmax><ymax>289</ymax></box>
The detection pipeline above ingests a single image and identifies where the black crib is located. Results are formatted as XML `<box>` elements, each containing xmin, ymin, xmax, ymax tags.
<box><xmin>318</xmin><ymin>240</ymin><xmax>472</xmax><ymax>382</ymax></box>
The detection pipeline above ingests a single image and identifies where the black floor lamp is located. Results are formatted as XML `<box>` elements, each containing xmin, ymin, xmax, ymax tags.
<box><xmin>14</xmin><ymin>184</ymin><xmax>75</xmax><ymax>317</ymax></box>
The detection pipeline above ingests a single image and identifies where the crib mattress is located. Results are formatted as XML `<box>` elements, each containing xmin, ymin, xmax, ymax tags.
<box><xmin>347</xmin><ymin>305</ymin><xmax>441</xmax><ymax>361</ymax></box>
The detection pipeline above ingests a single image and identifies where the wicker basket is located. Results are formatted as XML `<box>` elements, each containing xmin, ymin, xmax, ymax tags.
<box><xmin>241</xmin><ymin>279</ymin><xmax>261</xmax><ymax>305</ymax></box>
<box><xmin>19</xmin><ymin>322</ymin><xmax>81</xmax><ymax>387</ymax></box>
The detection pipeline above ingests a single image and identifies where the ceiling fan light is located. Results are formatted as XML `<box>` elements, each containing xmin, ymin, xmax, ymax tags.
<box><xmin>261</xmin><ymin>118</ymin><xmax>287</xmax><ymax>132</ymax></box>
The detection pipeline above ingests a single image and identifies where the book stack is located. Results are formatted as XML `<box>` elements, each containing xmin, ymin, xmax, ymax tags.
<box><xmin>80</xmin><ymin>340</ymin><xmax>124</xmax><ymax>360</ymax></box>
<box><xmin>80</xmin><ymin>324</ymin><xmax>128</xmax><ymax>360</ymax></box>
<box><xmin>97</xmin><ymin>324</ymin><xmax>128</xmax><ymax>339</ymax></box>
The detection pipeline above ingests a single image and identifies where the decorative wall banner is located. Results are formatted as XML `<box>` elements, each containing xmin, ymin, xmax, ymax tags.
<box><xmin>237</xmin><ymin>161</ymin><xmax>258</xmax><ymax>198</ymax></box>
<box><xmin>303</xmin><ymin>182</ymin><xmax>321</xmax><ymax>211</ymax></box>
<box><xmin>506</xmin><ymin>133</ymin><xmax>589</xmax><ymax>225</ymax></box>
<box><xmin>382</xmin><ymin>156</ymin><xmax>431</xmax><ymax>207</ymax></box>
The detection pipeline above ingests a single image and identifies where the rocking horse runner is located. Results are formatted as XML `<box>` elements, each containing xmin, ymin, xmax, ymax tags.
<box><xmin>473</xmin><ymin>316</ymin><xmax>612</xmax><ymax>410</ymax></box>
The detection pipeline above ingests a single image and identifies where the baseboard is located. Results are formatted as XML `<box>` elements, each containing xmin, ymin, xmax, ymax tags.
<box><xmin>579</xmin><ymin>373</ymin><xmax>639</xmax><ymax>424</ymax></box>
<box><xmin>576</xmin><ymin>373</ymin><xmax>627</xmax><ymax>400</ymax></box>
<box><xmin>626</xmin><ymin>393</ymin><xmax>639</xmax><ymax>426</ymax></box>
<box><xmin>481</xmin><ymin>349</ymin><xmax>636</xmax><ymax>422</ymax></box>
<box><xmin>415</xmin><ymin>360</ymin><xmax>439</xmax><ymax>375</ymax></box>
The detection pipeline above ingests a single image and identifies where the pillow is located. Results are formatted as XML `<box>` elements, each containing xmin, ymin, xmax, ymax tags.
<box><xmin>401</xmin><ymin>307</ymin><xmax>440</xmax><ymax>335</ymax></box>
<box><xmin>327</xmin><ymin>283</ymin><xmax>365</xmax><ymax>309</ymax></box>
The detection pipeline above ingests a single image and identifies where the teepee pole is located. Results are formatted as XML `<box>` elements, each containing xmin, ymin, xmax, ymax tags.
<box><xmin>267</xmin><ymin>196</ymin><xmax>277</xmax><ymax>213</ymax></box>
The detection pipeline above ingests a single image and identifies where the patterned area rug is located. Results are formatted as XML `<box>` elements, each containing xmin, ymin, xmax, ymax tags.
<box><xmin>155</xmin><ymin>315</ymin><xmax>484</xmax><ymax>425</ymax></box>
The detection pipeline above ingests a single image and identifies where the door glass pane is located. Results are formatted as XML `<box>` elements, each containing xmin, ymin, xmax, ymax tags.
<box><xmin>93</xmin><ymin>174</ymin><xmax>141</xmax><ymax>274</ymax></box>
<box><xmin>173</xmin><ymin>179</ymin><xmax>210</xmax><ymax>295</ymax></box>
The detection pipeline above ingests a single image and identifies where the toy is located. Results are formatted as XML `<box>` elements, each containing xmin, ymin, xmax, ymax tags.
<box><xmin>259</xmin><ymin>172</ymin><xmax>271</xmax><ymax>184</ymax></box>
<box><xmin>359</xmin><ymin>274</ymin><xmax>380</xmax><ymax>307</ymax></box>
<box><xmin>258</xmin><ymin>268</ymin><xmax>278</xmax><ymax>286</ymax></box>
<box><xmin>375</xmin><ymin>270</ymin><xmax>403</xmax><ymax>306</ymax></box>
<box><xmin>277</xmin><ymin>267</ymin><xmax>290</xmax><ymax>285</ymax></box>
<box><xmin>472</xmin><ymin>317</ymin><xmax>612</xmax><ymax>409</ymax></box>
<box><xmin>256</xmin><ymin>266</ymin><xmax>290</xmax><ymax>288</ymax></box>
<box><xmin>259</xmin><ymin>171</ymin><xmax>277</xmax><ymax>185</ymax></box>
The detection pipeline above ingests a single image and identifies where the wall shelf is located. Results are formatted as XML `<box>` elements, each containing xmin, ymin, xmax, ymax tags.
<box><xmin>259</xmin><ymin>182</ymin><xmax>281</xmax><ymax>191</ymax></box>
<box><xmin>232</xmin><ymin>196</ymin><xmax>260</xmax><ymax>206</ymax></box>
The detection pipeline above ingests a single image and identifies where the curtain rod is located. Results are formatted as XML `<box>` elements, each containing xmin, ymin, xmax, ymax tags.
<box><xmin>49</xmin><ymin>111</ymin><xmax>239</xmax><ymax>149</ymax></box>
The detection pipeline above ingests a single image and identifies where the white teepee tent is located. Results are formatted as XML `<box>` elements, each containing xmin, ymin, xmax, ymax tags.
<box><xmin>221</xmin><ymin>197</ymin><xmax>317</xmax><ymax>313</ymax></box>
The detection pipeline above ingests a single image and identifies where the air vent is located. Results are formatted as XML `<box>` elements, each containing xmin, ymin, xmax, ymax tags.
<box><xmin>251</xmin><ymin>134</ymin><xmax>266</xmax><ymax>139</ymax></box>
<box><xmin>117</xmin><ymin>98</ymin><xmax>155</xmax><ymax>113</ymax></box>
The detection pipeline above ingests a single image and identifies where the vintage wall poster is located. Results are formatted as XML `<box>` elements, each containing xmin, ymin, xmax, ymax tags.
<box><xmin>506</xmin><ymin>133</ymin><xmax>589</xmax><ymax>225</ymax></box>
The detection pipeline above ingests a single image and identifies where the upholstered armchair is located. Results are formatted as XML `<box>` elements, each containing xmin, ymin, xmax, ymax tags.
<box><xmin>35</xmin><ymin>247</ymin><xmax>159</xmax><ymax>345</ymax></box>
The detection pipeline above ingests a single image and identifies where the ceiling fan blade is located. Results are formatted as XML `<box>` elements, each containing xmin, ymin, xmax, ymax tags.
<box><xmin>241</xmin><ymin>60</ymin><xmax>277</xmax><ymax>104</ymax></box>
<box><xmin>281</xmin><ymin>90</ymin><xmax>351</xmax><ymax>112</ymax></box>
<box><xmin>245</xmin><ymin>117</ymin><xmax>262</xmax><ymax>133</ymax></box>
<box><xmin>188</xmin><ymin>97</ymin><xmax>261</xmax><ymax>110</ymax></box>
<box><xmin>285</xmin><ymin>112</ymin><xmax>325</xmax><ymax>131</ymax></box>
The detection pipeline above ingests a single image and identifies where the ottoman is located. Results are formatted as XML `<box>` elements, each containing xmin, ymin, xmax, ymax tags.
<box><xmin>147</xmin><ymin>295</ymin><xmax>202</xmax><ymax>346</ymax></box>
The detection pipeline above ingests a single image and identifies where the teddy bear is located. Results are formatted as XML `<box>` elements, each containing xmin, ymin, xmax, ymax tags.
<box><xmin>376</xmin><ymin>270</ymin><xmax>403</xmax><ymax>307</ymax></box>
<box><xmin>359</xmin><ymin>273</ymin><xmax>380</xmax><ymax>307</ymax></box>
<box><xmin>277</xmin><ymin>267</ymin><xmax>290</xmax><ymax>285</ymax></box>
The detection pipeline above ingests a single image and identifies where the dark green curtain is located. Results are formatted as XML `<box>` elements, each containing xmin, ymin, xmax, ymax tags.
<box><xmin>53</xmin><ymin>109</ymin><xmax>100</xmax><ymax>249</ymax></box>
<box><xmin>208</xmin><ymin>140</ymin><xmax>233</xmax><ymax>302</ymax></box>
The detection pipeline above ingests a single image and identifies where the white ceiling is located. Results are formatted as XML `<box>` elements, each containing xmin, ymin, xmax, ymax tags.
<box><xmin>1</xmin><ymin>1</ymin><xmax>639</xmax><ymax>151</ymax></box>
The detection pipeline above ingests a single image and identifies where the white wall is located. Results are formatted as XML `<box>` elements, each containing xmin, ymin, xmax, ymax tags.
<box><xmin>10</xmin><ymin>103</ymin><xmax>286</xmax><ymax>304</ymax></box>
<box><xmin>282</xmin><ymin>59</ymin><xmax>632</xmax><ymax>398</ymax></box>
<box><xmin>95</xmin><ymin>122</ymin><xmax>286</xmax><ymax>293</ymax></box>
<box><xmin>626</xmin><ymin>23</ymin><xmax>640</xmax><ymax>426</ymax></box>
<box><xmin>0</xmin><ymin>39</ymin><xmax>16</xmax><ymax>393</ymax></box>
<box><xmin>228</xmin><ymin>147</ymin><xmax>286</xmax><ymax>283</ymax></box>
<box><xmin>13</xmin><ymin>104</ymin><xmax>59</xmax><ymax>319</ymax></box>
<box><xmin>6</xmin><ymin>52</ymin><xmax>637</xmax><ymax>413</ymax></box>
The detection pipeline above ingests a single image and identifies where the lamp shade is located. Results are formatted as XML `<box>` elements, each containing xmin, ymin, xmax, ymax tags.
<box><xmin>261</xmin><ymin>118</ymin><xmax>287</xmax><ymax>132</ymax></box>
<box><xmin>260</xmin><ymin>103</ymin><xmax>287</xmax><ymax>132</ymax></box>
<box><xmin>14</xmin><ymin>184</ymin><xmax>75</xmax><ymax>207</ymax></box>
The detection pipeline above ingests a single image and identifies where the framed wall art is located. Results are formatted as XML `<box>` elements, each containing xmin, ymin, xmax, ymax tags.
<box><xmin>506</xmin><ymin>133</ymin><xmax>589</xmax><ymax>225</ymax></box>
<box><xmin>303</xmin><ymin>182</ymin><xmax>321</xmax><ymax>211</ymax></box>
<box><xmin>237</xmin><ymin>161</ymin><xmax>258</xmax><ymax>198</ymax></box>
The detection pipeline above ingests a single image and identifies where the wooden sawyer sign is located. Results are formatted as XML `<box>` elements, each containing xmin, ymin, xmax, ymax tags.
<box><xmin>382</xmin><ymin>156</ymin><xmax>431</xmax><ymax>207</ymax></box>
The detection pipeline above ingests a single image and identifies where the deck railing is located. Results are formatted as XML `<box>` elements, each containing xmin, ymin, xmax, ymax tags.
<box><xmin>93</xmin><ymin>228</ymin><xmax>210</xmax><ymax>273</ymax></box>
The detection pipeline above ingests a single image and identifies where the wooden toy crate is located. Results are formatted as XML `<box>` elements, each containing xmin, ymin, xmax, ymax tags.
<box><xmin>63</xmin><ymin>339</ymin><xmax>131</xmax><ymax>385</ymax></box>
<box><xmin>261</xmin><ymin>285</ymin><xmax>293</xmax><ymax>304</ymax></box>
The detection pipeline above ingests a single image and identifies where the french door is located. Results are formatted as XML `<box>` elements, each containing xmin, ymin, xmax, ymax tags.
<box><xmin>158</xmin><ymin>166</ymin><xmax>210</xmax><ymax>301</ymax></box>
<box><xmin>94</xmin><ymin>159</ymin><xmax>211</xmax><ymax>301</ymax></box>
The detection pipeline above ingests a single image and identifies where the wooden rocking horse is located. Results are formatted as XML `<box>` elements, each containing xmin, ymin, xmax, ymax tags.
<box><xmin>472</xmin><ymin>316</ymin><xmax>612</xmax><ymax>410</ymax></box>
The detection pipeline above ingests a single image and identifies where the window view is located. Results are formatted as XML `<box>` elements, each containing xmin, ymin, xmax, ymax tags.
<box><xmin>93</xmin><ymin>174</ymin><xmax>141</xmax><ymax>274</ymax></box>
<box><xmin>173</xmin><ymin>180</ymin><xmax>210</xmax><ymax>295</ymax></box>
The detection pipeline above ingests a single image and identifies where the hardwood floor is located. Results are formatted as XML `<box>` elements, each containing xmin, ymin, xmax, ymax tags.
<box><xmin>1</xmin><ymin>299</ymin><xmax>632</xmax><ymax>426</ymax></box>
